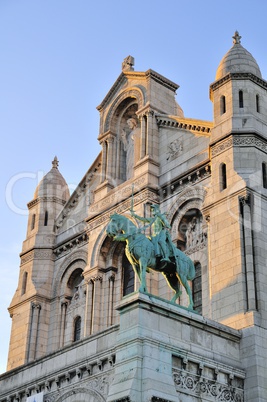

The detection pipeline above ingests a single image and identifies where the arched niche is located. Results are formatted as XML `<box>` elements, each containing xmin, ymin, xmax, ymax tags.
<box><xmin>54</xmin><ymin>387</ymin><xmax>105</xmax><ymax>402</ymax></box>
<box><xmin>101</xmin><ymin>88</ymin><xmax>144</xmax><ymax>183</ymax></box>
<box><xmin>104</xmin><ymin>87</ymin><xmax>145</xmax><ymax>133</ymax></box>
<box><xmin>177</xmin><ymin>208</ymin><xmax>204</xmax><ymax>251</ymax></box>
<box><xmin>53</xmin><ymin>250</ymin><xmax>87</xmax><ymax>298</ymax></box>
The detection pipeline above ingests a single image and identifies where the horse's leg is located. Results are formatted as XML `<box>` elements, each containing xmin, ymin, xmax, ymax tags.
<box><xmin>132</xmin><ymin>264</ymin><xmax>141</xmax><ymax>283</ymax></box>
<box><xmin>163</xmin><ymin>272</ymin><xmax>182</xmax><ymax>303</ymax></box>
<box><xmin>138</xmin><ymin>257</ymin><xmax>148</xmax><ymax>293</ymax></box>
<box><xmin>179</xmin><ymin>273</ymin><xmax>194</xmax><ymax>310</ymax></box>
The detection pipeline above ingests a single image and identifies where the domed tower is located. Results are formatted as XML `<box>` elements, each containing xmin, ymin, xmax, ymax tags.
<box><xmin>210</xmin><ymin>31</ymin><xmax>267</xmax><ymax>142</ymax></box>
<box><xmin>7</xmin><ymin>157</ymin><xmax>70</xmax><ymax>370</ymax></box>
<box><xmin>24</xmin><ymin>156</ymin><xmax>70</xmax><ymax>248</ymax></box>
<box><xmin>204</xmin><ymin>33</ymin><xmax>267</xmax><ymax>398</ymax></box>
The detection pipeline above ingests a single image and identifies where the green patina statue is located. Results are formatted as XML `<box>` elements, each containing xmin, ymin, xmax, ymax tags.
<box><xmin>106</xmin><ymin>204</ymin><xmax>195</xmax><ymax>309</ymax></box>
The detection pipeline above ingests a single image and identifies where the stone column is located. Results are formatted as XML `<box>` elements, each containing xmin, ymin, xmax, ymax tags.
<box><xmin>106</xmin><ymin>135</ymin><xmax>115</xmax><ymax>180</ymax></box>
<box><xmin>91</xmin><ymin>276</ymin><xmax>103</xmax><ymax>333</ymax></box>
<box><xmin>108</xmin><ymin>274</ymin><xmax>115</xmax><ymax>326</ymax></box>
<box><xmin>146</xmin><ymin>109</ymin><xmax>154</xmax><ymax>157</ymax></box>
<box><xmin>84</xmin><ymin>279</ymin><xmax>94</xmax><ymax>336</ymax></box>
<box><xmin>101</xmin><ymin>140</ymin><xmax>108</xmax><ymax>182</ymax></box>
<box><xmin>27</xmin><ymin>302</ymin><xmax>41</xmax><ymax>362</ymax></box>
<box><xmin>241</xmin><ymin>195</ymin><xmax>257</xmax><ymax>311</ymax></box>
<box><xmin>140</xmin><ymin>114</ymin><xmax>147</xmax><ymax>159</ymax></box>
<box><xmin>59</xmin><ymin>301</ymin><xmax>68</xmax><ymax>348</ymax></box>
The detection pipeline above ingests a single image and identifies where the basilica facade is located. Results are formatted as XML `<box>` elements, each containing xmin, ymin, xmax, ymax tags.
<box><xmin>1</xmin><ymin>32</ymin><xmax>267</xmax><ymax>401</ymax></box>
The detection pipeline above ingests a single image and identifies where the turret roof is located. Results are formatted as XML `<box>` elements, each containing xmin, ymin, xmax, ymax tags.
<box><xmin>33</xmin><ymin>156</ymin><xmax>70</xmax><ymax>201</ymax></box>
<box><xmin>215</xmin><ymin>31</ymin><xmax>262</xmax><ymax>80</ymax></box>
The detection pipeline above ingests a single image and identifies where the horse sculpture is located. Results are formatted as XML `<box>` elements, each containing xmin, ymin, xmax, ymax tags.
<box><xmin>106</xmin><ymin>213</ymin><xmax>195</xmax><ymax>309</ymax></box>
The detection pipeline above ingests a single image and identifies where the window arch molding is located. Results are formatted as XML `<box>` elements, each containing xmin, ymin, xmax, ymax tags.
<box><xmin>52</xmin><ymin>250</ymin><xmax>87</xmax><ymax>298</ymax></box>
<box><xmin>167</xmin><ymin>185</ymin><xmax>206</xmax><ymax>239</ymax></box>
<box><xmin>103</xmin><ymin>87</ymin><xmax>145</xmax><ymax>133</ymax></box>
<box><xmin>91</xmin><ymin>217</ymin><xmax>137</xmax><ymax>268</ymax></box>
<box><xmin>54</xmin><ymin>387</ymin><xmax>106</xmax><ymax>402</ymax></box>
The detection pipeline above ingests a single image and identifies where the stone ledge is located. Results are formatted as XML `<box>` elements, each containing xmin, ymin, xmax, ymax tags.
<box><xmin>116</xmin><ymin>292</ymin><xmax>242</xmax><ymax>343</ymax></box>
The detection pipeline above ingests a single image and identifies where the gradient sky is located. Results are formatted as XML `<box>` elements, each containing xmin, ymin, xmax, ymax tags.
<box><xmin>1</xmin><ymin>0</ymin><xmax>267</xmax><ymax>373</ymax></box>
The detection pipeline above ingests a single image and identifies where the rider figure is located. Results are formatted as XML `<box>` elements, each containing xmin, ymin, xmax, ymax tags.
<box><xmin>131</xmin><ymin>204</ymin><xmax>171</xmax><ymax>262</ymax></box>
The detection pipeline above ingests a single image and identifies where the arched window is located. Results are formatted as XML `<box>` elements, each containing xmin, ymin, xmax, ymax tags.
<box><xmin>21</xmin><ymin>272</ymin><xmax>28</xmax><ymax>295</ymax></box>
<box><xmin>122</xmin><ymin>253</ymin><xmax>134</xmax><ymax>296</ymax></box>
<box><xmin>256</xmin><ymin>94</ymin><xmax>260</xmax><ymax>113</ymax></box>
<box><xmin>239</xmin><ymin>90</ymin><xmax>244</xmax><ymax>108</ymax></box>
<box><xmin>73</xmin><ymin>316</ymin><xmax>81</xmax><ymax>342</ymax></box>
<box><xmin>220</xmin><ymin>95</ymin><xmax>226</xmax><ymax>115</ymax></box>
<box><xmin>31</xmin><ymin>214</ymin><xmax>36</xmax><ymax>230</ymax></box>
<box><xmin>262</xmin><ymin>163</ymin><xmax>267</xmax><ymax>189</ymax></box>
<box><xmin>67</xmin><ymin>268</ymin><xmax>83</xmax><ymax>299</ymax></box>
<box><xmin>192</xmin><ymin>262</ymin><xmax>202</xmax><ymax>314</ymax></box>
<box><xmin>44</xmin><ymin>210</ymin><xmax>48</xmax><ymax>226</ymax></box>
<box><xmin>220</xmin><ymin>163</ymin><xmax>227</xmax><ymax>191</ymax></box>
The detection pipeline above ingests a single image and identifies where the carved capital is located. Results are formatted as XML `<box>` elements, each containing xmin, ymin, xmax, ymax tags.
<box><xmin>31</xmin><ymin>302</ymin><xmax>41</xmax><ymax>310</ymax></box>
<box><xmin>90</xmin><ymin>275</ymin><xmax>103</xmax><ymax>283</ymax></box>
<box><xmin>146</xmin><ymin>108</ymin><xmax>154</xmax><ymax>117</ymax></box>
<box><xmin>239</xmin><ymin>193</ymin><xmax>251</xmax><ymax>207</ymax></box>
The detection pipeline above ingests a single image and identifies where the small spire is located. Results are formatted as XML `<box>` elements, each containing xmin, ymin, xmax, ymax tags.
<box><xmin>52</xmin><ymin>156</ymin><xmax>59</xmax><ymax>169</ymax></box>
<box><xmin>232</xmin><ymin>31</ymin><xmax>241</xmax><ymax>45</ymax></box>
<box><xmin>122</xmin><ymin>55</ymin><xmax>134</xmax><ymax>71</ymax></box>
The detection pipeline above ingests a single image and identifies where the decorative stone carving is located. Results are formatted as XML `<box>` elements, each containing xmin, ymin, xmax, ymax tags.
<box><xmin>185</xmin><ymin>216</ymin><xmax>207</xmax><ymax>254</ymax></box>
<box><xmin>167</xmin><ymin>139</ymin><xmax>183</xmax><ymax>160</ymax></box>
<box><xmin>122</xmin><ymin>55</ymin><xmax>134</xmax><ymax>71</ymax></box>
<box><xmin>173</xmin><ymin>368</ymin><xmax>244</xmax><ymax>401</ymax></box>
<box><xmin>211</xmin><ymin>134</ymin><xmax>267</xmax><ymax>158</ymax></box>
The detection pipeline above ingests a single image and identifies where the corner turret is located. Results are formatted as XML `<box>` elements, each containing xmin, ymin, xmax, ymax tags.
<box><xmin>7</xmin><ymin>157</ymin><xmax>70</xmax><ymax>370</ymax></box>
<box><xmin>210</xmin><ymin>31</ymin><xmax>267</xmax><ymax>143</ymax></box>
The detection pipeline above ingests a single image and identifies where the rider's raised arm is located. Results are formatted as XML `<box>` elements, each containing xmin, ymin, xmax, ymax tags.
<box><xmin>130</xmin><ymin>210</ymin><xmax>151</xmax><ymax>223</ymax></box>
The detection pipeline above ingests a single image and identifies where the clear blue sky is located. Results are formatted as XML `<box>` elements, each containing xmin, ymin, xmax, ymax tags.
<box><xmin>1</xmin><ymin>0</ymin><xmax>267</xmax><ymax>374</ymax></box>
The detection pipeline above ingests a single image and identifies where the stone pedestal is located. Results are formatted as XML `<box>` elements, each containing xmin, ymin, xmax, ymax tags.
<box><xmin>107</xmin><ymin>292</ymin><xmax>245</xmax><ymax>402</ymax></box>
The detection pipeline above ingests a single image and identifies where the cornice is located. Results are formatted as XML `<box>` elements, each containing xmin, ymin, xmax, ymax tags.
<box><xmin>156</xmin><ymin>115</ymin><xmax>212</xmax><ymax>134</ymax></box>
<box><xmin>53</xmin><ymin>233</ymin><xmax>88</xmax><ymax>259</ymax></box>
<box><xmin>145</xmin><ymin>69</ymin><xmax>179</xmax><ymax>92</ymax></box>
<box><xmin>210</xmin><ymin>72</ymin><xmax>267</xmax><ymax>98</ymax></box>
<box><xmin>97</xmin><ymin>69</ymin><xmax>179</xmax><ymax>113</ymax></box>
<box><xmin>97</xmin><ymin>72</ymin><xmax>126</xmax><ymax>111</ymax></box>
<box><xmin>27</xmin><ymin>197</ymin><xmax>66</xmax><ymax>209</ymax></box>
<box><xmin>211</xmin><ymin>132</ymin><xmax>267</xmax><ymax>157</ymax></box>
<box><xmin>20</xmin><ymin>248</ymin><xmax>54</xmax><ymax>265</ymax></box>
<box><xmin>160</xmin><ymin>161</ymin><xmax>211</xmax><ymax>200</ymax></box>
<box><xmin>8</xmin><ymin>294</ymin><xmax>51</xmax><ymax>315</ymax></box>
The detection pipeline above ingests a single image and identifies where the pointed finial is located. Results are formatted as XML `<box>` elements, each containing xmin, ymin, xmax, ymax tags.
<box><xmin>52</xmin><ymin>156</ymin><xmax>59</xmax><ymax>169</ymax></box>
<box><xmin>122</xmin><ymin>55</ymin><xmax>134</xmax><ymax>71</ymax></box>
<box><xmin>233</xmin><ymin>31</ymin><xmax>241</xmax><ymax>45</ymax></box>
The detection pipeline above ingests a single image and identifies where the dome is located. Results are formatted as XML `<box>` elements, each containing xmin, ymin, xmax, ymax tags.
<box><xmin>215</xmin><ymin>31</ymin><xmax>262</xmax><ymax>81</ymax></box>
<box><xmin>175</xmin><ymin>101</ymin><xmax>184</xmax><ymax>118</ymax></box>
<box><xmin>34</xmin><ymin>156</ymin><xmax>70</xmax><ymax>202</ymax></box>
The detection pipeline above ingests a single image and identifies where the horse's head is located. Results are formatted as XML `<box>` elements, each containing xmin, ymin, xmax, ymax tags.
<box><xmin>106</xmin><ymin>213</ymin><xmax>137</xmax><ymax>239</ymax></box>
<box><xmin>106</xmin><ymin>214</ymin><xmax>124</xmax><ymax>238</ymax></box>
